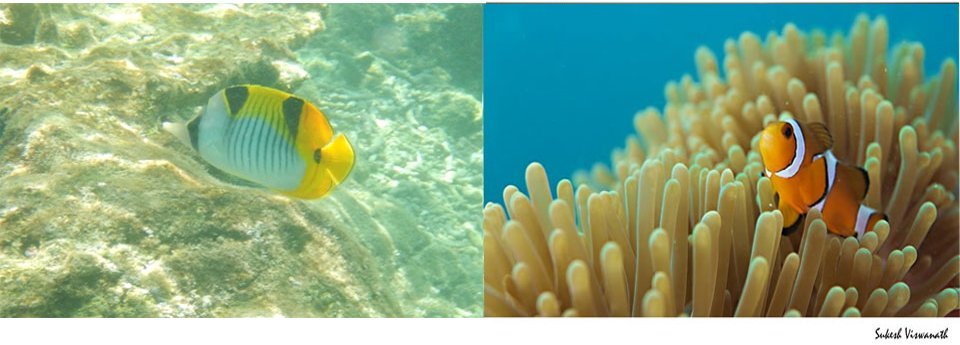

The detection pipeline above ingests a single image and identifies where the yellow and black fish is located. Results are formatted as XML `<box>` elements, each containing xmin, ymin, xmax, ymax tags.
<box><xmin>163</xmin><ymin>85</ymin><xmax>354</xmax><ymax>199</ymax></box>
<box><xmin>758</xmin><ymin>118</ymin><xmax>886</xmax><ymax>237</ymax></box>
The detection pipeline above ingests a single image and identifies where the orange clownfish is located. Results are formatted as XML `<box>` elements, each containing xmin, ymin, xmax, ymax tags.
<box><xmin>758</xmin><ymin>119</ymin><xmax>886</xmax><ymax>237</ymax></box>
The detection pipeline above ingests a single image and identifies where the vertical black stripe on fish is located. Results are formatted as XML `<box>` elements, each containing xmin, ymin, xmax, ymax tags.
<box><xmin>232</xmin><ymin>117</ymin><xmax>246</xmax><ymax>171</ymax></box>
<box><xmin>261</xmin><ymin>102</ymin><xmax>274</xmax><ymax>175</ymax></box>
<box><xmin>268</xmin><ymin>104</ymin><xmax>283</xmax><ymax>175</ymax></box>
<box><xmin>224</xmin><ymin>116</ymin><xmax>235</xmax><ymax>167</ymax></box>
<box><xmin>241</xmin><ymin>98</ymin><xmax>259</xmax><ymax>172</ymax></box>
<box><xmin>248</xmin><ymin>98</ymin><xmax>265</xmax><ymax>176</ymax></box>
<box><xmin>186</xmin><ymin>113</ymin><xmax>201</xmax><ymax>150</ymax></box>
<box><xmin>280</xmin><ymin>130</ymin><xmax>289</xmax><ymax>173</ymax></box>
<box><xmin>230</xmin><ymin>115</ymin><xmax>243</xmax><ymax>171</ymax></box>
<box><xmin>251</xmin><ymin>117</ymin><xmax>266</xmax><ymax>177</ymax></box>
<box><xmin>257</xmin><ymin>99</ymin><xmax>272</xmax><ymax>175</ymax></box>
<box><xmin>240</xmin><ymin>115</ymin><xmax>256</xmax><ymax>172</ymax></box>
<box><xmin>232</xmin><ymin>117</ymin><xmax>247</xmax><ymax>171</ymax></box>
<box><xmin>227</xmin><ymin>115</ymin><xmax>240</xmax><ymax>170</ymax></box>
<box><xmin>266</xmin><ymin>99</ymin><xmax>281</xmax><ymax>176</ymax></box>
<box><xmin>256</xmin><ymin>98</ymin><xmax>273</xmax><ymax>176</ymax></box>
<box><xmin>283</xmin><ymin>96</ymin><xmax>304</xmax><ymax>143</ymax></box>
<box><xmin>262</xmin><ymin>122</ymin><xmax>275</xmax><ymax>177</ymax></box>
<box><xmin>224</xmin><ymin>86</ymin><xmax>249</xmax><ymax>118</ymax></box>
<box><xmin>258</xmin><ymin>100</ymin><xmax>276</xmax><ymax>177</ymax></box>
<box><xmin>270</xmin><ymin>107</ymin><xmax>283</xmax><ymax>173</ymax></box>
<box><xmin>245</xmin><ymin>97</ymin><xmax>265</xmax><ymax>173</ymax></box>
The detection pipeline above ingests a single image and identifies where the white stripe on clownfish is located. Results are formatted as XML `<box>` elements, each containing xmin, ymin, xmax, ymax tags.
<box><xmin>775</xmin><ymin>118</ymin><xmax>805</xmax><ymax>179</ymax></box>
<box><xmin>855</xmin><ymin>204</ymin><xmax>876</xmax><ymax>237</ymax></box>
<box><xmin>810</xmin><ymin>150</ymin><xmax>838</xmax><ymax>212</ymax></box>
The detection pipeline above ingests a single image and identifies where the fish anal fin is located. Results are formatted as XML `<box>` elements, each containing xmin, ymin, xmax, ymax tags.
<box><xmin>804</xmin><ymin>122</ymin><xmax>834</xmax><ymax>153</ymax></box>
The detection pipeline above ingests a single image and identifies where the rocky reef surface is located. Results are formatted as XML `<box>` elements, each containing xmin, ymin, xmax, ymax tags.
<box><xmin>0</xmin><ymin>4</ymin><xmax>482</xmax><ymax>317</ymax></box>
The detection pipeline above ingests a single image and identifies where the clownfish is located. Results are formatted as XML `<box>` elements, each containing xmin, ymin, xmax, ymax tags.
<box><xmin>758</xmin><ymin>119</ymin><xmax>886</xmax><ymax>237</ymax></box>
<box><xmin>163</xmin><ymin>85</ymin><xmax>355</xmax><ymax>200</ymax></box>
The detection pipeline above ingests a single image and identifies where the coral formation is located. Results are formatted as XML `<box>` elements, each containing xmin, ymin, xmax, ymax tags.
<box><xmin>484</xmin><ymin>15</ymin><xmax>958</xmax><ymax>317</ymax></box>
<box><xmin>0</xmin><ymin>4</ymin><xmax>481</xmax><ymax>317</ymax></box>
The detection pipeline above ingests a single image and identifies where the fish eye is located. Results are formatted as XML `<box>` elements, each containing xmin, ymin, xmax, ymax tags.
<box><xmin>781</xmin><ymin>124</ymin><xmax>793</xmax><ymax>138</ymax></box>
<box><xmin>313</xmin><ymin>149</ymin><xmax>322</xmax><ymax>163</ymax></box>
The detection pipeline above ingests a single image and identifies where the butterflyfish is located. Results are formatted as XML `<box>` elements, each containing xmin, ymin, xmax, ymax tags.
<box><xmin>758</xmin><ymin>118</ymin><xmax>886</xmax><ymax>237</ymax></box>
<box><xmin>163</xmin><ymin>85</ymin><xmax>355</xmax><ymax>199</ymax></box>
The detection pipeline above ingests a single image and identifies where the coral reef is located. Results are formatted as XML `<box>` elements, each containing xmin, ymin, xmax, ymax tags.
<box><xmin>0</xmin><ymin>4</ymin><xmax>481</xmax><ymax>317</ymax></box>
<box><xmin>291</xmin><ymin>3</ymin><xmax>483</xmax><ymax>316</ymax></box>
<box><xmin>484</xmin><ymin>15</ymin><xmax>958</xmax><ymax>317</ymax></box>
<box><xmin>313</xmin><ymin>4</ymin><xmax>482</xmax><ymax>98</ymax></box>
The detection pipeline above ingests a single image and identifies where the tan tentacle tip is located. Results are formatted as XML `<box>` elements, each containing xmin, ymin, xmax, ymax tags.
<box><xmin>536</xmin><ymin>291</ymin><xmax>561</xmax><ymax>317</ymax></box>
<box><xmin>526</xmin><ymin>162</ymin><xmax>546</xmax><ymax>179</ymax></box>
<box><xmin>935</xmin><ymin>288</ymin><xmax>959</xmax><ymax>317</ymax></box>
<box><xmin>842</xmin><ymin>307</ymin><xmax>861</xmax><ymax>317</ymax></box>
<box><xmin>899</xmin><ymin>126</ymin><xmax>918</xmax><ymax>153</ymax></box>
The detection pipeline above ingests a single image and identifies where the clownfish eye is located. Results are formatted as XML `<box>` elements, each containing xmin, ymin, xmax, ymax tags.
<box><xmin>781</xmin><ymin>124</ymin><xmax>793</xmax><ymax>138</ymax></box>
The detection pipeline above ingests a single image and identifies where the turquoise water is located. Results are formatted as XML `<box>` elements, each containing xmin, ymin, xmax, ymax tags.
<box><xmin>484</xmin><ymin>3</ymin><xmax>959</xmax><ymax>205</ymax></box>
<box><xmin>0</xmin><ymin>4</ymin><xmax>481</xmax><ymax>317</ymax></box>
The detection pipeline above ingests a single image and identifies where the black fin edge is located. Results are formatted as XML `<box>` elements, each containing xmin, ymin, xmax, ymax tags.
<box><xmin>782</xmin><ymin>214</ymin><xmax>804</xmax><ymax>236</ymax></box>
<box><xmin>859</xmin><ymin>166</ymin><xmax>870</xmax><ymax>199</ymax></box>
<box><xmin>187</xmin><ymin>113</ymin><xmax>201</xmax><ymax>150</ymax></box>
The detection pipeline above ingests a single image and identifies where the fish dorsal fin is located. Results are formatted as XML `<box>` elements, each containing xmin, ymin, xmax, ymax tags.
<box><xmin>804</xmin><ymin>122</ymin><xmax>833</xmax><ymax>152</ymax></box>
<box><xmin>838</xmin><ymin>162</ymin><xmax>870</xmax><ymax>199</ymax></box>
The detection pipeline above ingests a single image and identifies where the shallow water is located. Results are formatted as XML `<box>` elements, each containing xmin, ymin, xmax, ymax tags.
<box><xmin>0</xmin><ymin>3</ymin><xmax>481</xmax><ymax>317</ymax></box>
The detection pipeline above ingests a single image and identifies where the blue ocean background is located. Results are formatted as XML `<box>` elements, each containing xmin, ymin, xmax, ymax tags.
<box><xmin>483</xmin><ymin>3</ymin><xmax>959</xmax><ymax>205</ymax></box>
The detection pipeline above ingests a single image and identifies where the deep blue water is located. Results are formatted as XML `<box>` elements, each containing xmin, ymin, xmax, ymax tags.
<box><xmin>483</xmin><ymin>3</ymin><xmax>959</xmax><ymax>205</ymax></box>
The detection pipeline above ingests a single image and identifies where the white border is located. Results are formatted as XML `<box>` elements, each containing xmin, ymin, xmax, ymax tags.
<box><xmin>0</xmin><ymin>318</ymin><xmax>957</xmax><ymax>344</ymax></box>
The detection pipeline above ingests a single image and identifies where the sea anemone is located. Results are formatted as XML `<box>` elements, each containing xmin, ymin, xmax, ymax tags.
<box><xmin>484</xmin><ymin>14</ymin><xmax>959</xmax><ymax>317</ymax></box>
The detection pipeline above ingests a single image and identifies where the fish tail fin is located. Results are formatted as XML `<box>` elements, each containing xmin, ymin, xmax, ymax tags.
<box><xmin>322</xmin><ymin>133</ymin><xmax>355</xmax><ymax>185</ymax></box>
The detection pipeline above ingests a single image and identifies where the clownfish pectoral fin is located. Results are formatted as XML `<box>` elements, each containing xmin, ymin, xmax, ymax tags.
<box><xmin>838</xmin><ymin>162</ymin><xmax>870</xmax><ymax>199</ymax></box>
<box><xmin>778</xmin><ymin>199</ymin><xmax>803</xmax><ymax>235</ymax></box>
<box><xmin>804</xmin><ymin>122</ymin><xmax>834</xmax><ymax>153</ymax></box>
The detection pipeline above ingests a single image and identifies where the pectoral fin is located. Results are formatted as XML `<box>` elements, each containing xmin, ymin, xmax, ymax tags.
<box><xmin>778</xmin><ymin>197</ymin><xmax>803</xmax><ymax>235</ymax></box>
